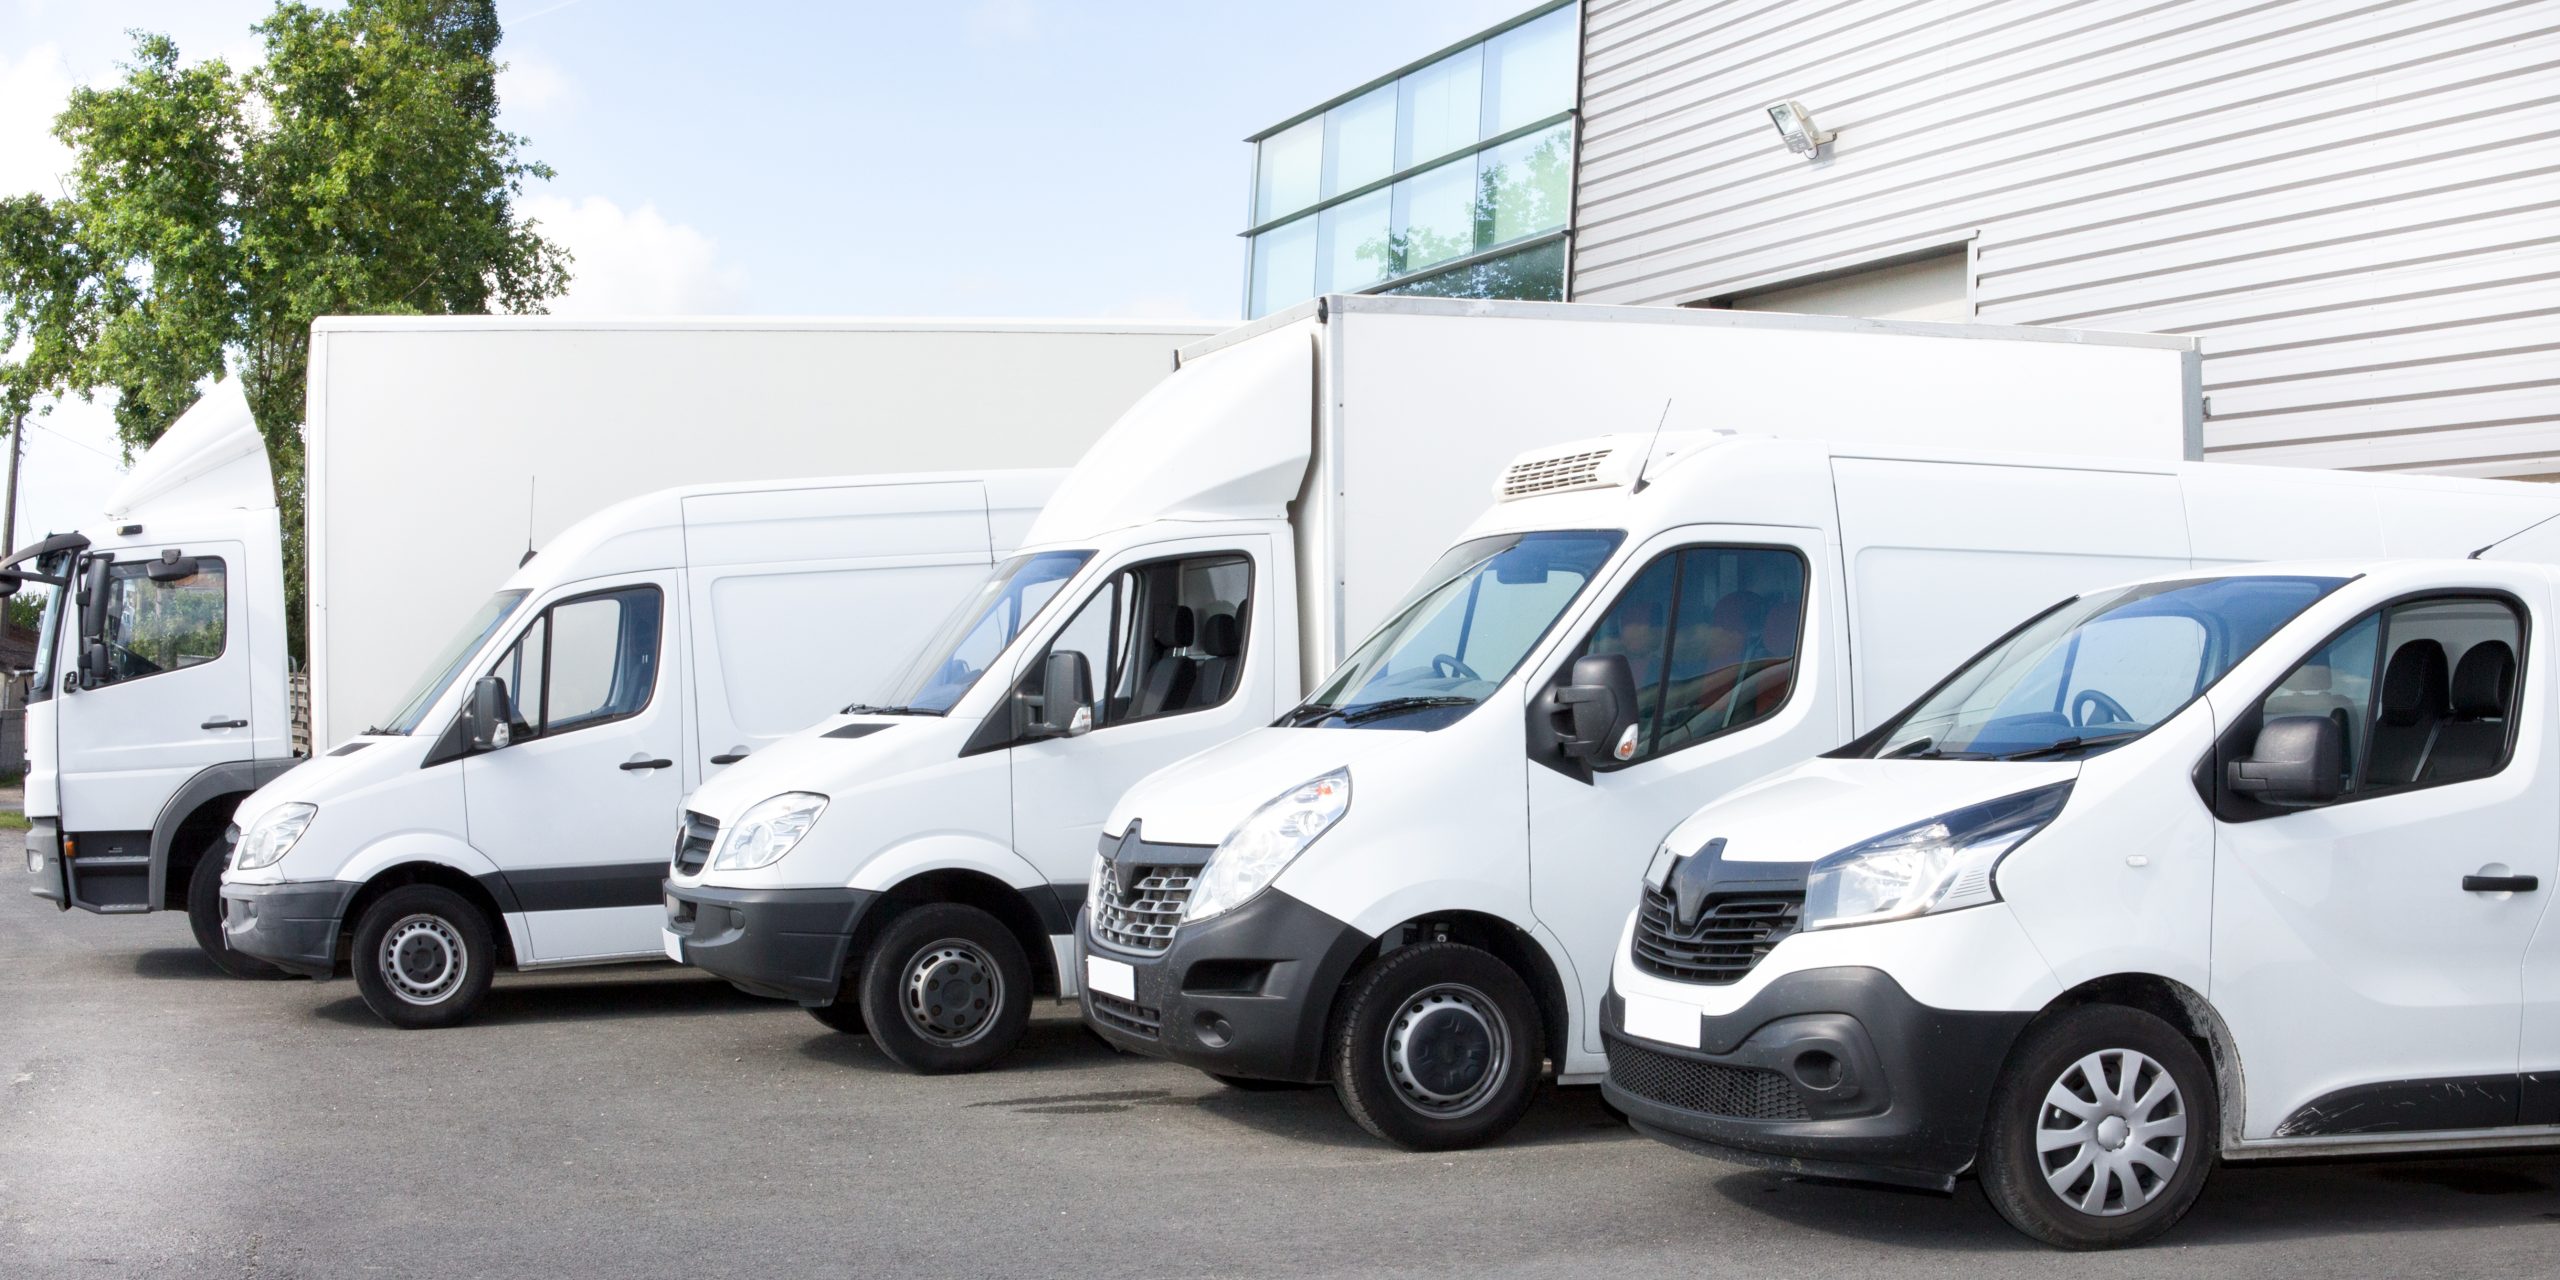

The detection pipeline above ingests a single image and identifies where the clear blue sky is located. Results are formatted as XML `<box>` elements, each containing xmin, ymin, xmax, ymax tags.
<box><xmin>0</xmin><ymin>0</ymin><xmax>1534</xmax><ymax>537</ymax></box>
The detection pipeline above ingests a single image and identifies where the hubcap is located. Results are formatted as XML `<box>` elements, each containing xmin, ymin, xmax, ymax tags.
<box><xmin>1383</xmin><ymin>983</ymin><xmax>1510</xmax><ymax>1119</ymax></box>
<box><xmin>2036</xmin><ymin>1047</ymin><xmax>2187</xmax><ymax>1217</ymax></box>
<box><xmin>378</xmin><ymin>914</ymin><xmax>467</xmax><ymax>1006</ymax></box>
<box><xmin>902</xmin><ymin>938</ymin><xmax>1002</xmax><ymax>1047</ymax></box>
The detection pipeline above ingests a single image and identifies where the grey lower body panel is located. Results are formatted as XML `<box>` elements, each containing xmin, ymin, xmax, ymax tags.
<box><xmin>1076</xmin><ymin>888</ymin><xmax>1371</xmax><ymax>1084</ymax></box>
<box><xmin>221</xmin><ymin>880</ymin><xmax>363</xmax><ymax>978</ymax></box>
<box><xmin>665</xmin><ymin>881</ymin><xmax>878</xmax><ymax>1005</ymax></box>
<box><xmin>24</xmin><ymin>818</ymin><xmax>65</xmax><ymax>908</ymax></box>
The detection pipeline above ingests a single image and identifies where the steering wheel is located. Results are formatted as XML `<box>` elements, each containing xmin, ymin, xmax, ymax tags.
<box><xmin>2071</xmin><ymin>688</ymin><xmax>2133</xmax><ymax>728</ymax></box>
<box><xmin>1431</xmin><ymin>653</ymin><xmax>1481</xmax><ymax>682</ymax></box>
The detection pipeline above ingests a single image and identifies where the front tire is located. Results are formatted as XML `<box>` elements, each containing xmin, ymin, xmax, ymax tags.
<box><xmin>1978</xmin><ymin>1004</ymin><xmax>2219</xmax><ymax>1250</ymax></box>
<box><xmin>805</xmin><ymin>995</ymin><xmax>867</xmax><ymax>1034</ymax></box>
<box><xmin>186</xmin><ymin>838</ymin><xmax>287</xmax><ymax>980</ymax></box>
<box><xmin>1328</xmin><ymin>943</ymin><xmax>1541</xmax><ymax>1151</ymax></box>
<box><xmin>855</xmin><ymin>904</ymin><xmax>1032</xmax><ymax>1074</ymax></box>
<box><xmin>349</xmin><ymin>885</ymin><xmax>497</xmax><ymax>1029</ymax></box>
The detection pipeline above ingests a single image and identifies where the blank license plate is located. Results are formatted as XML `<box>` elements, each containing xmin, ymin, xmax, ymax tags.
<box><xmin>1622</xmin><ymin>991</ymin><xmax>1702</xmax><ymax>1049</ymax></box>
<box><xmin>1084</xmin><ymin>954</ymin><xmax>1134</xmax><ymax>1001</ymax></box>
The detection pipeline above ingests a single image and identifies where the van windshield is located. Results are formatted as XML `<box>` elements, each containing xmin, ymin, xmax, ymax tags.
<box><xmin>377</xmin><ymin>590</ymin><xmax>530</xmax><ymax>735</ymax></box>
<box><xmin>1864</xmin><ymin>574</ymin><xmax>2347</xmax><ymax>761</ymax></box>
<box><xmin>864</xmin><ymin>550</ymin><xmax>1092</xmax><ymax>715</ymax></box>
<box><xmin>1289</xmin><ymin>530</ymin><xmax>1623</xmax><ymax>728</ymax></box>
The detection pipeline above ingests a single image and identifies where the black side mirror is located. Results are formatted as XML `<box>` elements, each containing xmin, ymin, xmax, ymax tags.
<box><xmin>83</xmin><ymin>640</ymin><xmax>111</xmax><ymax>686</ymax></box>
<box><xmin>0</xmin><ymin>569</ymin><xmax>19</xmax><ymax>598</ymax></box>
<box><xmin>464</xmin><ymin>676</ymin><xmax>514</xmax><ymax>750</ymax></box>
<box><xmin>1026</xmin><ymin>650</ymin><xmax>1094</xmax><ymax>739</ymax></box>
<box><xmin>145</xmin><ymin>550</ymin><xmax>200</xmax><ymax>582</ymax></box>
<box><xmin>2228</xmin><ymin>714</ymin><xmax>2343</xmax><ymax>807</ymax></box>
<box><xmin>1553</xmin><ymin>653</ymin><xmax>1642</xmax><ymax>766</ymax></box>
<box><xmin>78</xmin><ymin>554</ymin><xmax>111</xmax><ymax>645</ymax></box>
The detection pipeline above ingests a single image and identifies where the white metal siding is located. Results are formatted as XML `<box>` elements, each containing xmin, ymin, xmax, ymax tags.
<box><xmin>1573</xmin><ymin>0</ymin><xmax>2560</xmax><ymax>477</ymax></box>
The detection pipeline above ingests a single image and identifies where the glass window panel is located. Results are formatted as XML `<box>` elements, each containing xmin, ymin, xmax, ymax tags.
<box><xmin>1396</xmin><ymin>46</ymin><xmax>1482</xmax><ymax>169</ymax></box>
<box><xmin>1255</xmin><ymin>117</ymin><xmax>1321</xmax><ymax>223</ymax></box>
<box><xmin>1482</xmin><ymin>6</ymin><xmax>1577</xmax><ymax>136</ymax></box>
<box><xmin>95</xmin><ymin>557</ymin><xmax>226</xmax><ymax>684</ymax></box>
<box><xmin>1249</xmin><ymin>215</ymin><xmax>1317</xmax><ymax>318</ymax></box>
<box><xmin>1392</xmin><ymin>156</ymin><xmax>1478</xmax><ymax>274</ymax></box>
<box><xmin>1380</xmin><ymin>238</ymin><xmax>1566</xmax><ymax>303</ymax></box>
<box><xmin>1654</xmin><ymin>549</ymin><xmax>1807</xmax><ymax>755</ymax></box>
<box><xmin>1481</xmin><ymin>122</ymin><xmax>1572</xmax><ymax>246</ymax></box>
<box><xmin>1316</xmin><ymin>188</ymin><xmax>1394</xmax><ymax>294</ymax></box>
<box><xmin>1321</xmin><ymin>84</ymin><xmax>1396</xmax><ymax>199</ymax></box>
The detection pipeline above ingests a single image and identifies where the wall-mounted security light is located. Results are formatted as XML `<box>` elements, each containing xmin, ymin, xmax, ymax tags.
<box><xmin>1765</xmin><ymin>101</ymin><xmax>1835</xmax><ymax>158</ymax></box>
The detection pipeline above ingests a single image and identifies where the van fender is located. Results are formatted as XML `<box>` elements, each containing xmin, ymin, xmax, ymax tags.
<box><xmin>1331</xmin><ymin>877</ymin><xmax>1536</xmax><ymax>948</ymax></box>
<box><xmin>147</xmin><ymin>756</ymin><xmax>300</xmax><ymax>906</ymax></box>
<box><xmin>848</xmin><ymin>832</ymin><xmax>1048</xmax><ymax>899</ymax></box>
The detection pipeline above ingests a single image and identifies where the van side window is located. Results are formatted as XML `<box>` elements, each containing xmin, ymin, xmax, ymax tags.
<box><xmin>1576</xmin><ymin>546</ymin><xmax>1806</xmax><ymax>764</ymax></box>
<box><xmin>1037</xmin><ymin>552</ymin><xmax>1253</xmax><ymax>733</ymax></box>
<box><xmin>91</xmin><ymin>557</ymin><xmax>227</xmax><ymax>686</ymax></box>
<box><xmin>2247</xmin><ymin>595</ymin><xmax>2522</xmax><ymax>804</ymax></box>
<box><xmin>489</xmin><ymin>586</ymin><xmax>663</xmax><ymax>740</ymax></box>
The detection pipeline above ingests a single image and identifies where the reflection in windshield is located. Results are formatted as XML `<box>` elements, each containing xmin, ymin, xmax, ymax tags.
<box><xmin>379</xmin><ymin>590</ymin><xmax>529</xmax><ymax>735</ymax></box>
<box><xmin>1867</xmin><ymin>575</ymin><xmax>2345</xmax><ymax>761</ymax></box>
<box><xmin>1295</xmin><ymin>530</ymin><xmax>1623</xmax><ymax>726</ymax></box>
<box><xmin>869</xmin><ymin>550</ymin><xmax>1092</xmax><ymax>715</ymax></box>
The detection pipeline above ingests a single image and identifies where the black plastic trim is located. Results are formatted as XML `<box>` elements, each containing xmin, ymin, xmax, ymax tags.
<box><xmin>219</xmin><ymin>879</ymin><xmax>363</xmax><ymax>978</ymax></box>
<box><xmin>1096</xmin><ymin>821</ymin><xmax>1216</xmax><ymax>868</ymax></box>
<box><xmin>665</xmin><ymin>881</ymin><xmax>877</xmax><ymax>1004</ymax></box>
<box><xmin>148</xmin><ymin>756</ymin><xmax>301</xmax><ymax>910</ymax></box>
<box><xmin>1033</xmin><ymin>881</ymin><xmax>1089</xmax><ymax>936</ymax></box>
<box><xmin>823</xmin><ymin>723</ymin><xmax>890</xmax><ymax>739</ymax></box>
<box><xmin>1077</xmin><ymin>886</ymin><xmax>1370</xmax><ymax>1083</ymax></box>
<box><xmin>2274</xmin><ymin>1074</ymin><xmax>2524</xmax><ymax>1137</ymax></box>
<box><xmin>479</xmin><ymin>861</ymin><xmax>666</xmax><ymax>914</ymax></box>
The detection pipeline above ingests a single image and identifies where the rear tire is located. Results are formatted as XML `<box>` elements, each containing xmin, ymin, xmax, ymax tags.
<box><xmin>1328</xmin><ymin>943</ymin><xmax>1542</xmax><ymax>1151</ymax></box>
<box><xmin>349</xmin><ymin>885</ymin><xmax>497</xmax><ymax>1029</ymax></box>
<box><xmin>1978</xmin><ymin>1004</ymin><xmax>2219</xmax><ymax>1250</ymax></box>
<box><xmin>855</xmin><ymin>904</ymin><xmax>1032</xmax><ymax>1074</ymax></box>
<box><xmin>185</xmin><ymin>838</ymin><xmax>287</xmax><ymax>980</ymax></box>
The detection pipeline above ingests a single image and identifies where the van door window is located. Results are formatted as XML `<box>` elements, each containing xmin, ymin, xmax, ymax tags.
<box><xmin>490</xmin><ymin>586</ymin><xmax>663</xmax><ymax>739</ymax></box>
<box><xmin>1578</xmin><ymin>546</ymin><xmax>1807</xmax><ymax>763</ymax></box>
<box><xmin>1035</xmin><ymin>552</ymin><xmax>1253</xmax><ymax>733</ymax></box>
<box><xmin>90</xmin><ymin>557</ymin><xmax>226</xmax><ymax>686</ymax></box>
<box><xmin>2243</xmin><ymin>595</ymin><xmax>2522</xmax><ymax>805</ymax></box>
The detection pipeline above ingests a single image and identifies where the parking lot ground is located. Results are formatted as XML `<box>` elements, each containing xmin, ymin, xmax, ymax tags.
<box><xmin>5</xmin><ymin>885</ymin><xmax>2558</xmax><ymax>1278</ymax></box>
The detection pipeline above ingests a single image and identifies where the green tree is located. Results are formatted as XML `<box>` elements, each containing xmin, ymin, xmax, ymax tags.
<box><xmin>46</xmin><ymin>0</ymin><xmax>569</xmax><ymax>658</ymax></box>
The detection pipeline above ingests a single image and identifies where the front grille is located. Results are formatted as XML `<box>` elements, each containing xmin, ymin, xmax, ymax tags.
<box><xmin>673</xmin><ymin>811</ymin><xmax>719</xmax><ymax>876</ymax></box>
<box><xmin>1608</xmin><ymin>1037</ymin><xmax>1809</xmax><ymax>1121</ymax></box>
<box><xmin>1092</xmin><ymin>864</ymin><xmax>1195</xmax><ymax>954</ymax></box>
<box><xmin>1631</xmin><ymin>887</ymin><xmax>1801</xmax><ymax>984</ymax></box>
<box><xmin>1088</xmin><ymin>991</ymin><xmax>1161</xmax><ymax>1039</ymax></box>
<box><xmin>1500</xmin><ymin>447</ymin><xmax>1612</xmax><ymax>499</ymax></box>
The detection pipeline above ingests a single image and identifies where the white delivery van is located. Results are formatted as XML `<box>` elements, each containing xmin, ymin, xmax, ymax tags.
<box><xmin>1605</xmin><ymin>557</ymin><xmax>2560</xmax><ymax>1251</ymax></box>
<box><xmin>1079</xmin><ymin>434</ymin><xmax>2560</xmax><ymax>1150</ymax></box>
<box><xmin>664</xmin><ymin>295</ymin><xmax>2199</xmax><ymax>1074</ymax></box>
<box><xmin>9</xmin><ymin>384</ymin><xmax>296</xmax><ymax>972</ymax></box>
<box><xmin>216</xmin><ymin>470</ymin><xmax>1059</xmax><ymax>1027</ymax></box>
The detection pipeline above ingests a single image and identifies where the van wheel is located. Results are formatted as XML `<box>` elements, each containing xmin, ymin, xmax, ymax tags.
<box><xmin>350</xmin><ymin>885</ymin><xmax>497</xmax><ymax>1029</ymax></box>
<box><xmin>855</xmin><ymin>904</ymin><xmax>1032</xmax><ymax>1074</ymax></box>
<box><xmin>185</xmin><ymin>839</ymin><xmax>287</xmax><ymax>980</ymax></box>
<box><xmin>1979</xmin><ymin>1005</ymin><xmax>2219</xmax><ymax>1250</ymax></box>
<box><xmin>1328</xmin><ymin>943</ymin><xmax>1541</xmax><ymax>1151</ymax></box>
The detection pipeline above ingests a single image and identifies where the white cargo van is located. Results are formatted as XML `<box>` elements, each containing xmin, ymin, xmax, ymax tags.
<box><xmin>1606</xmin><ymin>557</ymin><xmax>2560</xmax><ymax>1250</ymax></box>
<box><xmin>216</xmin><ymin>470</ymin><xmax>1058</xmax><ymax>1027</ymax></box>
<box><xmin>1079</xmin><ymin>434</ymin><xmax>2560</xmax><ymax>1149</ymax></box>
<box><xmin>664</xmin><ymin>295</ymin><xmax>2198</xmax><ymax>1074</ymax></box>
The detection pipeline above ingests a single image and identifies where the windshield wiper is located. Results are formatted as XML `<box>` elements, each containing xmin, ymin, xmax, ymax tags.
<box><xmin>359</xmin><ymin>725</ymin><xmax>394</xmax><ymax>737</ymax></box>
<box><xmin>841</xmin><ymin>703</ymin><xmax>939</xmax><ymax>716</ymax></box>
<box><xmin>1879</xmin><ymin>736</ymin><xmax>1939</xmax><ymax>759</ymax></box>
<box><xmin>1276</xmin><ymin>702</ymin><xmax>1340</xmax><ymax>726</ymax></box>
<box><xmin>1994</xmin><ymin>731</ymin><xmax>2145</xmax><ymax>762</ymax></box>
<box><xmin>1336</xmin><ymin>695</ymin><xmax>1477</xmax><ymax>725</ymax></box>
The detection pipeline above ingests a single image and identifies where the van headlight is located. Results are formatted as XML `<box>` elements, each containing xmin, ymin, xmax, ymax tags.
<box><xmin>1801</xmin><ymin>782</ymin><xmax>2072</xmax><ymax>931</ymax></box>
<box><xmin>232</xmin><ymin>803</ymin><xmax>317</xmax><ymax>871</ymax></box>
<box><xmin>711</xmin><ymin>793</ymin><xmax>829</xmax><ymax>871</ymax></box>
<box><xmin>1183</xmin><ymin>769</ymin><xmax>1350</xmax><ymax>922</ymax></box>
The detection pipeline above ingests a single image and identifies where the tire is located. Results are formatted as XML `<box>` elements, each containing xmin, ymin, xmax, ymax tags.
<box><xmin>349</xmin><ymin>885</ymin><xmax>497</xmax><ymax>1030</ymax></box>
<box><xmin>1979</xmin><ymin>1004</ymin><xmax>2219</xmax><ymax>1250</ymax></box>
<box><xmin>854</xmin><ymin>904</ymin><xmax>1033</xmax><ymax>1074</ymax></box>
<box><xmin>805</xmin><ymin>997</ymin><xmax>867</xmax><ymax>1035</ymax></box>
<box><xmin>185</xmin><ymin>838</ymin><xmax>288</xmax><ymax>980</ymax></box>
<box><xmin>1209</xmin><ymin>1073</ymin><xmax>1315</xmax><ymax>1093</ymax></box>
<box><xmin>1328</xmin><ymin>943</ymin><xmax>1542</xmax><ymax>1151</ymax></box>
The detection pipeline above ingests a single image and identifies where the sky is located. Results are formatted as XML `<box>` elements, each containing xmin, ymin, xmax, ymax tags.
<box><xmin>0</xmin><ymin>0</ymin><xmax>1529</xmax><ymax>547</ymax></box>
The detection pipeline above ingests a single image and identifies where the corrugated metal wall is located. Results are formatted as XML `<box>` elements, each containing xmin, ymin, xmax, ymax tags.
<box><xmin>1571</xmin><ymin>0</ymin><xmax>2560</xmax><ymax>477</ymax></box>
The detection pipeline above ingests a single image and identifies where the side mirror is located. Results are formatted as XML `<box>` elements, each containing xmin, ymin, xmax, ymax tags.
<box><xmin>2228</xmin><ymin>714</ymin><xmax>2343</xmax><ymax>806</ymax></box>
<box><xmin>83</xmin><ymin>640</ymin><xmax>111</xmax><ymax>686</ymax></box>
<box><xmin>145</xmin><ymin>550</ymin><xmax>200</xmax><ymax>582</ymax></box>
<box><xmin>1028</xmin><ymin>650</ymin><xmax>1094</xmax><ymax>739</ymax></box>
<box><xmin>1553</xmin><ymin>653</ymin><xmax>1642</xmax><ymax>765</ymax></box>
<box><xmin>464</xmin><ymin>676</ymin><xmax>514</xmax><ymax>750</ymax></box>
<box><xmin>78</xmin><ymin>555</ymin><xmax>111</xmax><ymax>646</ymax></box>
<box><xmin>0</xmin><ymin>569</ymin><xmax>19</xmax><ymax>598</ymax></box>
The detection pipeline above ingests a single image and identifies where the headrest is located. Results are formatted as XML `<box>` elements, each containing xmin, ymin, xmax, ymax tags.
<box><xmin>1154</xmin><ymin>605</ymin><xmax>1194</xmax><ymax>649</ymax></box>
<box><xmin>1199</xmin><ymin>611</ymin><xmax>1241</xmax><ymax>658</ymax></box>
<box><xmin>2450</xmin><ymin>641</ymin><xmax>2516</xmax><ymax>719</ymax></box>
<box><xmin>2377</xmin><ymin>639</ymin><xmax>2448</xmax><ymax>726</ymax></box>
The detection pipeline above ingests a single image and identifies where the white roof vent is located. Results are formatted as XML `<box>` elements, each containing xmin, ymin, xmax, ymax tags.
<box><xmin>1494</xmin><ymin>431</ymin><xmax>1729</xmax><ymax>501</ymax></box>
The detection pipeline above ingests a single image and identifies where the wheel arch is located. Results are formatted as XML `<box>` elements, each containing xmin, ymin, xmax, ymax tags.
<box><xmin>1356</xmin><ymin>909</ymin><xmax>1574</xmax><ymax>1076</ymax></box>
<box><xmin>148</xmin><ymin>757</ymin><xmax>299</xmax><ymax>909</ymax></box>
<box><xmin>345</xmin><ymin>861</ymin><xmax>521</xmax><ymax>970</ymax></box>
<box><xmin>2038</xmin><ymin>972</ymin><xmax>2245</xmax><ymax>1148</ymax></box>
<box><xmin>860</xmin><ymin>868</ymin><xmax>1062</xmax><ymax>996</ymax></box>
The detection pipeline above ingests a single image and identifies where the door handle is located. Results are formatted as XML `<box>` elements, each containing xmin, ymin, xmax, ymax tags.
<box><xmin>619</xmin><ymin>757</ymin><xmax>674</xmax><ymax>771</ymax></box>
<box><xmin>708</xmin><ymin>752</ymin><xmax>749</xmax><ymax>765</ymax></box>
<box><xmin>201</xmin><ymin>718</ymin><xmax>247</xmax><ymax>730</ymax></box>
<box><xmin>2463</xmin><ymin>874</ymin><xmax>2539</xmax><ymax>893</ymax></box>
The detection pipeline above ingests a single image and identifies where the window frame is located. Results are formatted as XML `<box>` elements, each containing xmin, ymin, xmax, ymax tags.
<box><xmin>85</xmin><ymin>553</ymin><xmax>230</xmax><ymax>689</ymax></box>
<box><xmin>1551</xmin><ymin>541</ymin><xmax>1811</xmax><ymax>772</ymax></box>
<box><xmin>480</xmin><ymin>582</ymin><xmax>666</xmax><ymax>746</ymax></box>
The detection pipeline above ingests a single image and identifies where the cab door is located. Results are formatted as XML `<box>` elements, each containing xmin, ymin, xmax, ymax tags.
<box><xmin>1524</xmin><ymin>528</ymin><xmax>1840</xmax><ymax>1056</ymax></box>
<box><xmin>463</xmin><ymin>576</ymin><xmax>683</xmax><ymax>963</ymax></box>
<box><xmin>54</xmin><ymin>544</ymin><xmax>250</xmax><ymax>912</ymax></box>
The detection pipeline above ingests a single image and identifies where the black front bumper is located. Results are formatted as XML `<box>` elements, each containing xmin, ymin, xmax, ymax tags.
<box><xmin>220</xmin><ymin>880</ymin><xmax>362</xmax><ymax>978</ymax></box>
<box><xmin>1601</xmin><ymin>966</ymin><xmax>2032</xmax><ymax>1191</ymax></box>
<box><xmin>1076</xmin><ymin>888</ymin><xmax>1369</xmax><ymax>1084</ymax></box>
<box><xmin>665</xmin><ymin>881</ymin><xmax>876</xmax><ymax>1005</ymax></box>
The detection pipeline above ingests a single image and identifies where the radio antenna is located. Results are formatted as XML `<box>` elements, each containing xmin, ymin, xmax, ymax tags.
<box><xmin>2471</xmin><ymin>507</ymin><xmax>2560</xmax><ymax>560</ymax></box>
<box><xmin>519</xmin><ymin>477</ymin><xmax>539</xmax><ymax>567</ymax></box>
<box><xmin>1629</xmin><ymin>400</ymin><xmax>1674</xmax><ymax>495</ymax></box>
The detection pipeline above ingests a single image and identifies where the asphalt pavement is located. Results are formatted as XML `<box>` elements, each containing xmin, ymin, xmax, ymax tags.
<box><xmin>4</xmin><ymin>884</ymin><xmax>2557</xmax><ymax>1278</ymax></box>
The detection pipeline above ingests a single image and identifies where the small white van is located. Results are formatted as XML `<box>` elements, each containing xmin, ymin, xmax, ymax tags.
<box><xmin>1081</xmin><ymin>434</ymin><xmax>2560</xmax><ymax>1150</ymax></box>
<box><xmin>218</xmin><ymin>470</ymin><xmax>1057</xmax><ymax>1027</ymax></box>
<box><xmin>1606</xmin><ymin>558</ymin><xmax>2560</xmax><ymax>1249</ymax></box>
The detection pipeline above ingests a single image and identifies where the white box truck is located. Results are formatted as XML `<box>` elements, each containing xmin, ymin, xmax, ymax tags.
<box><xmin>662</xmin><ymin>295</ymin><xmax>2201</xmax><ymax>1074</ymax></box>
